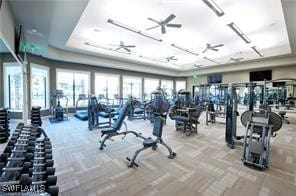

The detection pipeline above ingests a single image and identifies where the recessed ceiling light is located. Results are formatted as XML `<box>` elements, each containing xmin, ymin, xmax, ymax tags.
<box><xmin>31</xmin><ymin>29</ymin><xmax>38</xmax><ymax>33</ymax></box>
<box><xmin>94</xmin><ymin>29</ymin><xmax>101</xmax><ymax>32</ymax></box>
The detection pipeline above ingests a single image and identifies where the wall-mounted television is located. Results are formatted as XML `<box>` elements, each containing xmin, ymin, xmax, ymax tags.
<box><xmin>272</xmin><ymin>82</ymin><xmax>285</xmax><ymax>87</ymax></box>
<box><xmin>207</xmin><ymin>74</ymin><xmax>222</xmax><ymax>84</ymax></box>
<box><xmin>249</xmin><ymin>70</ymin><xmax>272</xmax><ymax>82</ymax></box>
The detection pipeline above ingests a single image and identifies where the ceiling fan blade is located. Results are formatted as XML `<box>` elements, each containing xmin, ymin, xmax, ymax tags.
<box><xmin>212</xmin><ymin>48</ymin><xmax>219</xmax><ymax>51</ymax></box>
<box><xmin>146</xmin><ymin>25</ymin><xmax>160</xmax><ymax>30</ymax></box>
<box><xmin>124</xmin><ymin>48</ymin><xmax>131</xmax><ymax>52</ymax></box>
<box><xmin>115</xmin><ymin>47</ymin><xmax>121</xmax><ymax>50</ymax></box>
<box><xmin>213</xmin><ymin>44</ymin><xmax>224</xmax><ymax>48</ymax></box>
<box><xmin>161</xmin><ymin>25</ymin><xmax>166</xmax><ymax>34</ymax></box>
<box><xmin>148</xmin><ymin>17</ymin><xmax>160</xmax><ymax>24</ymax></box>
<box><xmin>125</xmin><ymin>45</ymin><xmax>136</xmax><ymax>48</ymax></box>
<box><xmin>202</xmin><ymin>49</ymin><xmax>208</xmax><ymax>53</ymax></box>
<box><xmin>166</xmin><ymin>23</ymin><xmax>182</xmax><ymax>28</ymax></box>
<box><xmin>163</xmin><ymin>14</ymin><xmax>176</xmax><ymax>24</ymax></box>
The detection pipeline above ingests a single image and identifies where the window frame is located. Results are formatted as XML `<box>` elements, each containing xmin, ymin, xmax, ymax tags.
<box><xmin>144</xmin><ymin>78</ymin><xmax>160</xmax><ymax>98</ymax></box>
<box><xmin>175</xmin><ymin>80</ymin><xmax>187</xmax><ymax>92</ymax></box>
<box><xmin>95</xmin><ymin>73</ymin><xmax>120</xmax><ymax>99</ymax></box>
<box><xmin>122</xmin><ymin>75</ymin><xmax>142</xmax><ymax>99</ymax></box>
<box><xmin>56</xmin><ymin>69</ymin><xmax>90</xmax><ymax>107</ymax></box>
<box><xmin>3</xmin><ymin>62</ymin><xmax>23</xmax><ymax>111</ymax></box>
<box><xmin>30</xmin><ymin>63</ymin><xmax>50</xmax><ymax>109</ymax></box>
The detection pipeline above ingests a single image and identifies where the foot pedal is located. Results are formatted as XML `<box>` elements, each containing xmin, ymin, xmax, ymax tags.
<box><xmin>168</xmin><ymin>152</ymin><xmax>177</xmax><ymax>159</ymax></box>
<box><xmin>99</xmin><ymin>141</ymin><xmax>107</xmax><ymax>147</ymax></box>
<box><xmin>126</xmin><ymin>157</ymin><xmax>138</xmax><ymax>167</ymax></box>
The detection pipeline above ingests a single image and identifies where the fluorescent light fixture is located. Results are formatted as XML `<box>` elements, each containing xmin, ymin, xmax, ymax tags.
<box><xmin>107</xmin><ymin>19</ymin><xmax>162</xmax><ymax>42</ymax></box>
<box><xmin>251</xmin><ymin>46</ymin><xmax>264</xmax><ymax>57</ymax></box>
<box><xmin>171</xmin><ymin>44</ymin><xmax>199</xmax><ymax>56</ymax></box>
<box><xmin>227</xmin><ymin>22</ymin><xmax>251</xmax><ymax>44</ymax></box>
<box><xmin>202</xmin><ymin>0</ymin><xmax>224</xmax><ymax>17</ymax></box>
<box><xmin>85</xmin><ymin>42</ymin><xmax>130</xmax><ymax>55</ymax></box>
<box><xmin>139</xmin><ymin>55</ymin><xmax>166</xmax><ymax>63</ymax></box>
<box><xmin>204</xmin><ymin>57</ymin><xmax>220</xmax><ymax>64</ymax></box>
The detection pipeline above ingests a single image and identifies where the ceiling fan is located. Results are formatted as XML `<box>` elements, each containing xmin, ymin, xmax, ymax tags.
<box><xmin>202</xmin><ymin>43</ymin><xmax>224</xmax><ymax>53</ymax></box>
<box><xmin>110</xmin><ymin>41</ymin><xmax>135</xmax><ymax>52</ymax></box>
<box><xmin>228</xmin><ymin>57</ymin><xmax>244</xmax><ymax>63</ymax></box>
<box><xmin>166</xmin><ymin>56</ymin><xmax>178</xmax><ymax>62</ymax></box>
<box><xmin>146</xmin><ymin>14</ymin><xmax>182</xmax><ymax>34</ymax></box>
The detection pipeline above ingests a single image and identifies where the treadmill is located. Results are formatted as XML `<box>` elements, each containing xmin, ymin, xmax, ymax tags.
<box><xmin>74</xmin><ymin>94</ymin><xmax>88</xmax><ymax>120</ymax></box>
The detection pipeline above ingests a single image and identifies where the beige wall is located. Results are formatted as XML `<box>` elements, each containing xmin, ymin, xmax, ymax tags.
<box><xmin>187</xmin><ymin>65</ymin><xmax>296</xmax><ymax>92</ymax></box>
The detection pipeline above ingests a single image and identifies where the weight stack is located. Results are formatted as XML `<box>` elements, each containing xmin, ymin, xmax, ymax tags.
<box><xmin>31</xmin><ymin>106</ymin><xmax>42</xmax><ymax>126</ymax></box>
<box><xmin>0</xmin><ymin>108</ymin><xmax>10</xmax><ymax>143</ymax></box>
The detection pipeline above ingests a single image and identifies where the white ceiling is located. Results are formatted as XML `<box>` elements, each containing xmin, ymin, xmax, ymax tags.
<box><xmin>67</xmin><ymin>0</ymin><xmax>291</xmax><ymax>70</ymax></box>
<box><xmin>6</xmin><ymin>0</ymin><xmax>296</xmax><ymax>75</ymax></box>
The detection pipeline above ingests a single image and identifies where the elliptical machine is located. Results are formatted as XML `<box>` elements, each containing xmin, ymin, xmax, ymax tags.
<box><xmin>49</xmin><ymin>90</ymin><xmax>68</xmax><ymax>123</ymax></box>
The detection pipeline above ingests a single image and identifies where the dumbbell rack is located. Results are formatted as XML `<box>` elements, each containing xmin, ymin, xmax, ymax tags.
<box><xmin>0</xmin><ymin>108</ymin><xmax>10</xmax><ymax>143</ymax></box>
<box><xmin>31</xmin><ymin>106</ymin><xmax>42</xmax><ymax>126</ymax></box>
<box><xmin>0</xmin><ymin>123</ymin><xmax>59</xmax><ymax>195</ymax></box>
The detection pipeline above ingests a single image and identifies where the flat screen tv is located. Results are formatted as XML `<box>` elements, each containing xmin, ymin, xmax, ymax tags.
<box><xmin>272</xmin><ymin>82</ymin><xmax>285</xmax><ymax>87</ymax></box>
<box><xmin>249</xmin><ymin>70</ymin><xmax>272</xmax><ymax>82</ymax></box>
<box><xmin>207</xmin><ymin>74</ymin><xmax>222</xmax><ymax>84</ymax></box>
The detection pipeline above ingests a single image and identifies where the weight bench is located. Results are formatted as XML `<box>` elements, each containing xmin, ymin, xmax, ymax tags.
<box><xmin>99</xmin><ymin>101</ymin><xmax>143</xmax><ymax>150</ymax></box>
<box><xmin>126</xmin><ymin>117</ymin><xmax>176</xmax><ymax>167</ymax></box>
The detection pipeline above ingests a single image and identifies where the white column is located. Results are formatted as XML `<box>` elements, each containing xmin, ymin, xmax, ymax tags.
<box><xmin>22</xmin><ymin>53</ymin><xmax>28</xmax><ymax>123</ymax></box>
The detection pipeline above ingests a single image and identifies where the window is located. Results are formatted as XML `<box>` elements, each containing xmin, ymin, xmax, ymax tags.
<box><xmin>3</xmin><ymin>63</ymin><xmax>23</xmax><ymax>110</ymax></box>
<box><xmin>31</xmin><ymin>64</ymin><xmax>49</xmax><ymax>109</ymax></box>
<box><xmin>56</xmin><ymin>69</ymin><xmax>90</xmax><ymax>107</ymax></box>
<box><xmin>144</xmin><ymin>78</ymin><xmax>159</xmax><ymax>99</ymax></box>
<box><xmin>161</xmin><ymin>80</ymin><xmax>174</xmax><ymax>98</ymax></box>
<box><xmin>176</xmin><ymin>80</ymin><xmax>186</xmax><ymax>92</ymax></box>
<box><xmin>95</xmin><ymin>74</ymin><xmax>120</xmax><ymax>99</ymax></box>
<box><xmin>122</xmin><ymin>76</ymin><xmax>142</xmax><ymax>98</ymax></box>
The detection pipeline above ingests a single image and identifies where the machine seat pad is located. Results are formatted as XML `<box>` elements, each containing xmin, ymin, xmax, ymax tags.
<box><xmin>134</xmin><ymin>108</ymin><xmax>145</xmax><ymax>114</ymax></box>
<box><xmin>101</xmin><ymin>127</ymin><xmax>117</xmax><ymax>135</ymax></box>
<box><xmin>143</xmin><ymin>138</ymin><xmax>157</xmax><ymax>147</ymax></box>
<box><xmin>279</xmin><ymin>111</ymin><xmax>286</xmax><ymax>116</ymax></box>
<box><xmin>99</xmin><ymin>112</ymin><xmax>115</xmax><ymax>118</ymax></box>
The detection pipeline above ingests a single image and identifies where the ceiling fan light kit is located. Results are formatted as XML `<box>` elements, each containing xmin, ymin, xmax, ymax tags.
<box><xmin>107</xmin><ymin>18</ymin><xmax>162</xmax><ymax>42</ymax></box>
<box><xmin>171</xmin><ymin>44</ymin><xmax>199</xmax><ymax>56</ymax></box>
<box><xmin>146</xmin><ymin>14</ymin><xmax>182</xmax><ymax>34</ymax></box>
<box><xmin>202</xmin><ymin>0</ymin><xmax>225</xmax><ymax>17</ymax></box>
<box><xmin>227</xmin><ymin>22</ymin><xmax>251</xmax><ymax>43</ymax></box>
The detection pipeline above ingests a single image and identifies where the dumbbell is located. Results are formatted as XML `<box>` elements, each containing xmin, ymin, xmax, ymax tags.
<box><xmin>3</xmin><ymin>145</ymin><xmax>34</xmax><ymax>154</ymax></box>
<box><xmin>47</xmin><ymin>186</ymin><xmax>59</xmax><ymax>196</ymax></box>
<box><xmin>29</xmin><ymin>167</ymin><xmax>55</xmax><ymax>177</ymax></box>
<box><xmin>31</xmin><ymin>174</ymin><xmax>57</xmax><ymax>187</ymax></box>
<box><xmin>0</xmin><ymin>174</ymin><xmax>32</xmax><ymax>188</ymax></box>
<box><xmin>1</xmin><ymin>152</ymin><xmax>34</xmax><ymax>163</ymax></box>
<box><xmin>0</xmin><ymin>161</ymin><xmax>31</xmax><ymax>174</ymax></box>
